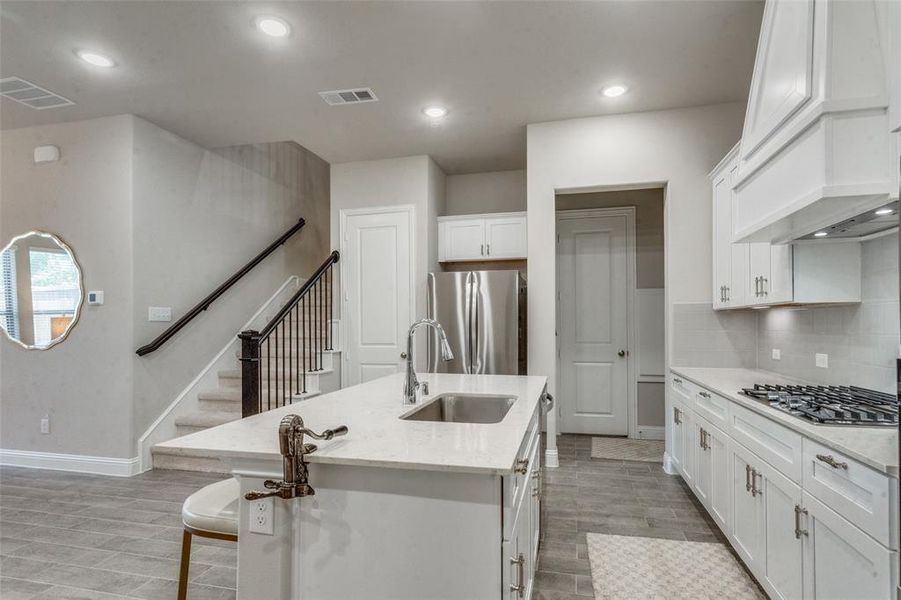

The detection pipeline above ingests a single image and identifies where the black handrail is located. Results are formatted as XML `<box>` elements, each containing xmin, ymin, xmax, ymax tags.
<box><xmin>238</xmin><ymin>250</ymin><xmax>339</xmax><ymax>417</ymax></box>
<box><xmin>135</xmin><ymin>218</ymin><xmax>306</xmax><ymax>356</ymax></box>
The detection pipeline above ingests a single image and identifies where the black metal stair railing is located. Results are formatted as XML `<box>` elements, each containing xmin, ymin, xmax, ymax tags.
<box><xmin>238</xmin><ymin>250</ymin><xmax>339</xmax><ymax>418</ymax></box>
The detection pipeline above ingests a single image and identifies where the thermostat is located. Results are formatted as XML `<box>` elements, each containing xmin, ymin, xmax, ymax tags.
<box><xmin>87</xmin><ymin>291</ymin><xmax>104</xmax><ymax>305</ymax></box>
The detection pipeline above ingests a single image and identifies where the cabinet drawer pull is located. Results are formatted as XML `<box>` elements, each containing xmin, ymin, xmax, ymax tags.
<box><xmin>745</xmin><ymin>464</ymin><xmax>752</xmax><ymax>493</ymax></box>
<box><xmin>480</xmin><ymin>244</ymin><xmax>484</xmax><ymax>256</ymax></box>
<box><xmin>486</xmin><ymin>244</ymin><xmax>490</xmax><ymax>255</ymax></box>
<box><xmin>725</xmin><ymin>286</ymin><xmax>730</xmax><ymax>302</ymax></box>
<box><xmin>698</xmin><ymin>391</ymin><xmax>711</xmax><ymax>399</ymax></box>
<box><xmin>514</xmin><ymin>458</ymin><xmax>529</xmax><ymax>474</ymax></box>
<box><xmin>510</xmin><ymin>553</ymin><xmax>525</xmax><ymax>597</ymax></box>
<box><xmin>751</xmin><ymin>468</ymin><xmax>762</xmax><ymax>497</ymax></box>
<box><xmin>794</xmin><ymin>505</ymin><xmax>809</xmax><ymax>539</ymax></box>
<box><xmin>673</xmin><ymin>407</ymin><xmax>682</xmax><ymax>425</ymax></box>
<box><xmin>816</xmin><ymin>454</ymin><xmax>848</xmax><ymax>469</ymax></box>
<box><xmin>673</xmin><ymin>377</ymin><xmax>683</xmax><ymax>384</ymax></box>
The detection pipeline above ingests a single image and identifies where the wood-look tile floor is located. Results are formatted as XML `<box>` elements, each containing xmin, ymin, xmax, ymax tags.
<box><xmin>0</xmin><ymin>466</ymin><xmax>237</xmax><ymax>599</ymax></box>
<box><xmin>1</xmin><ymin>434</ymin><xmax>735</xmax><ymax>600</ymax></box>
<box><xmin>534</xmin><ymin>434</ymin><xmax>730</xmax><ymax>600</ymax></box>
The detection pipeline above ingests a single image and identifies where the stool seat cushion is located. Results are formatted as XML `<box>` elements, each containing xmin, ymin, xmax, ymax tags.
<box><xmin>182</xmin><ymin>478</ymin><xmax>239</xmax><ymax>536</ymax></box>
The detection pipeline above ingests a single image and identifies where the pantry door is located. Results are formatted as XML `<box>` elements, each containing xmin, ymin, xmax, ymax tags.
<box><xmin>556</xmin><ymin>209</ymin><xmax>633</xmax><ymax>435</ymax></box>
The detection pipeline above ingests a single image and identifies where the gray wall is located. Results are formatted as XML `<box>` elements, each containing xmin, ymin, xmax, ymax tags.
<box><xmin>131</xmin><ymin>121</ymin><xmax>330</xmax><ymax>441</ymax></box>
<box><xmin>757</xmin><ymin>234</ymin><xmax>899</xmax><ymax>393</ymax></box>
<box><xmin>444</xmin><ymin>170</ymin><xmax>525</xmax><ymax>216</ymax></box>
<box><xmin>671</xmin><ymin>302</ymin><xmax>759</xmax><ymax>368</ymax></box>
<box><xmin>1</xmin><ymin>115</ymin><xmax>330</xmax><ymax>460</ymax></box>
<box><xmin>1</xmin><ymin>115</ymin><xmax>136</xmax><ymax>458</ymax></box>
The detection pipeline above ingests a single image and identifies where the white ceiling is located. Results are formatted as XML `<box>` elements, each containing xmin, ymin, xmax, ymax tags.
<box><xmin>0</xmin><ymin>1</ymin><xmax>763</xmax><ymax>174</ymax></box>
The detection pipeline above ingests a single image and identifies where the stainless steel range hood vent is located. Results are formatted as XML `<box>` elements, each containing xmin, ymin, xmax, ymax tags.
<box><xmin>796</xmin><ymin>201</ymin><xmax>899</xmax><ymax>240</ymax></box>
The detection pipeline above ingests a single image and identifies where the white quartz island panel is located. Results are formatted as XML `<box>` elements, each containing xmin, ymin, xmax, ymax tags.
<box><xmin>155</xmin><ymin>372</ymin><xmax>548</xmax><ymax>473</ymax></box>
<box><xmin>158</xmin><ymin>372</ymin><xmax>548</xmax><ymax>600</ymax></box>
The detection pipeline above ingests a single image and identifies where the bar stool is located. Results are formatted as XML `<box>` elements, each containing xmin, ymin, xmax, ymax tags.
<box><xmin>178</xmin><ymin>478</ymin><xmax>239</xmax><ymax>600</ymax></box>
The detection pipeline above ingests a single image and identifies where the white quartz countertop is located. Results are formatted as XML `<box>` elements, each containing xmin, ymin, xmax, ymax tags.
<box><xmin>155</xmin><ymin>372</ymin><xmax>548</xmax><ymax>475</ymax></box>
<box><xmin>671</xmin><ymin>367</ymin><xmax>898</xmax><ymax>477</ymax></box>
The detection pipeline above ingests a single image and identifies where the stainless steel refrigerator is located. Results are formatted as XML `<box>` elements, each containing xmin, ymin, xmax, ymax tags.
<box><xmin>426</xmin><ymin>270</ymin><xmax>526</xmax><ymax>375</ymax></box>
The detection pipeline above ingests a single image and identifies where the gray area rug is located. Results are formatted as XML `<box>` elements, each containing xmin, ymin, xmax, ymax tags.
<box><xmin>586</xmin><ymin>533</ymin><xmax>765</xmax><ymax>599</ymax></box>
<box><xmin>590</xmin><ymin>437</ymin><xmax>664</xmax><ymax>462</ymax></box>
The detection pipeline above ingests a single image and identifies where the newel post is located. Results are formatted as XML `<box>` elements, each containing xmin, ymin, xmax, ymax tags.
<box><xmin>238</xmin><ymin>330</ymin><xmax>261</xmax><ymax>418</ymax></box>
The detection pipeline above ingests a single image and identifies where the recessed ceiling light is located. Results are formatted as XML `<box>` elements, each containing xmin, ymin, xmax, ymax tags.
<box><xmin>814</xmin><ymin>231</ymin><xmax>828</xmax><ymax>237</ymax></box>
<box><xmin>875</xmin><ymin>208</ymin><xmax>894</xmax><ymax>215</ymax></box>
<box><xmin>256</xmin><ymin>16</ymin><xmax>291</xmax><ymax>37</ymax></box>
<box><xmin>76</xmin><ymin>50</ymin><xmax>115</xmax><ymax>68</ymax></box>
<box><xmin>422</xmin><ymin>106</ymin><xmax>448</xmax><ymax>118</ymax></box>
<box><xmin>602</xmin><ymin>84</ymin><xmax>628</xmax><ymax>98</ymax></box>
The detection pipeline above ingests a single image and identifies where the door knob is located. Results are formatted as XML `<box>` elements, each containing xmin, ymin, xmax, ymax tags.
<box><xmin>400</xmin><ymin>352</ymin><xmax>407</xmax><ymax>359</ymax></box>
<box><xmin>618</xmin><ymin>350</ymin><xmax>626</xmax><ymax>357</ymax></box>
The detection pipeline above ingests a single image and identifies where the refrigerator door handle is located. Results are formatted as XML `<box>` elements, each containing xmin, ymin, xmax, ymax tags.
<box><xmin>470</xmin><ymin>271</ymin><xmax>481</xmax><ymax>374</ymax></box>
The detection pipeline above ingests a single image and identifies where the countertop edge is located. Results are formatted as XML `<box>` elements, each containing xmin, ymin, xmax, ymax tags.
<box><xmin>670</xmin><ymin>367</ymin><xmax>898</xmax><ymax>478</ymax></box>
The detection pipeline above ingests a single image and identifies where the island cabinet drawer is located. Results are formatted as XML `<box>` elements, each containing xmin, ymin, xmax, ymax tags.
<box><xmin>670</xmin><ymin>372</ymin><xmax>696</xmax><ymax>403</ymax></box>
<box><xmin>504</xmin><ymin>411</ymin><xmax>540</xmax><ymax>536</ymax></box>
<box><xmin>802</xmin><ymin>439</ymin><xmax>896</xmax><ymax>548</ymax></box>
<box><xmin>728</xmin><ymin>402</ymin><xmax>802</xmax><ymax>484</ymax></box>
<box><xmin>693</xmin><ymin>386</ymin><xmax>729</xmax><ymax>431</ymax></box>
<box><xmin>505</xmin><ymin>428</ymin><xmax>541</xmax><ymax>542</ymax></box>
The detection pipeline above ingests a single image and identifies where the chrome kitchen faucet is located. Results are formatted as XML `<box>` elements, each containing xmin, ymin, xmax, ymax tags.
<box><xmin>402</xmin><ymin>318</ymin><xmax>454</xmax><ymax>405</ymax></box>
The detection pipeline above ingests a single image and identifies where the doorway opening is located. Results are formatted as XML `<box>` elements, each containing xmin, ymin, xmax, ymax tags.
<box><xmin>555</xmin><ymin>188</ymin><xmax>665</xmax><ymax>439</ymax></box>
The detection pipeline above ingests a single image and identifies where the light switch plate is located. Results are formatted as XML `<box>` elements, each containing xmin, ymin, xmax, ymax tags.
<box><xmin>148</xmin><ymin>307</ymin><xmax>172</xmax><ymax>322</ymax></box>
<box><xmin>771</xmin><ymin>349</ymin><xmax>781</xmax><ymax>360</ymax></box>
<box><xmin>815</xmin><ymin>353</ymin><xmax>828</xmax><ymax>368</ymax></box>
<box><xmin>87</xmin><ymin>291</ymin><xmax>104</xmax><ymax>305</ymax></box>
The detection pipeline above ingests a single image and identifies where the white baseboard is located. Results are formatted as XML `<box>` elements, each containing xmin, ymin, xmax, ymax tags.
<box><xmin>662</xmin><ymin>451</ymin><xmax>678</xmax><ymax>475</ymax></box>
<box><xmin>0</xmin><ymin>449</ymin><xmax>141</xmax><ymax>477</ymax></box>
<box><xmin>635</xmin><ymin>426</ymin><xmax>665</xmax><ymax>440</ymax></box>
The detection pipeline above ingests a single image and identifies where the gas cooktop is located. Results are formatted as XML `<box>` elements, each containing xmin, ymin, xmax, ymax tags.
<box><xmin>740</xmin><ymin>383</ymin><xmax>898</xmax><ymax>427</ymax></box>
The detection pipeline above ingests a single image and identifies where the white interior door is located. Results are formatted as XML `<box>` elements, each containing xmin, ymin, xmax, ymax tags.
<box><xmin>342</xmin><ymin>207</ymin><xmax>412</xmax><ymax>386</ymax></box>
<box><xmin>556</xmin><ymin>213</ymin><xmax>630</xmax><ymax>435</ymax></box>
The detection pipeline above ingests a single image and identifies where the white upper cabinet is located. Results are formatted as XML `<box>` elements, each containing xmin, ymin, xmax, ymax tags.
<box><xmin>711</xmin><ymin>141</ymin><xmax>861</xmax><ymax>310</ymax></box>
<box><xmin>438</xmin><ymin>212</ymin><xmax>527</xmax><ymax>262</ymax></box>
<box><xmin>887</xmin><ymin>0</ymin><xmax>901</xmax><ymax>133</ymax></box>
<box><xmin>733</xmin><ymin>0</ymin><xmax>897</xmax><ymax>243</ymax></box>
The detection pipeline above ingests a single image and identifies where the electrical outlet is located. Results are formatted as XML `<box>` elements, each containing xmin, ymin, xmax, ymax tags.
<box><xmin>40</xmin><ymin>416</ymin><xmax>50</xmax><ymax>434</ymax></box>
<box><xmin>815</xmin><ymin>353</ymin><xmax>829</xmax><ymax>368</ymax></box>
<box><xmin>248</xmin><ymin>498</ymin><xmax>274</xmax><ymax>535</ymax></box>
<box><xmin>148</xmin><ymin>307</ymin><xmax>172</xmax><ymax>322</ymax></box>
<box><xmin>771</xmin><ymin>349</ymin><xmax>781</xmax><ymax>360</ymax></box>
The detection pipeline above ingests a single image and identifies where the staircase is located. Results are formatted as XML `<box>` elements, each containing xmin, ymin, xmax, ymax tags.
<box><xmin>149</xmin><ymin>251</ymin><xmax>342</xmax><ymax>473</ymax></box>
<box><xmin>151</xmin><ymin>346</ymin><xmax>340</xmax><ymax>473</ymax></box>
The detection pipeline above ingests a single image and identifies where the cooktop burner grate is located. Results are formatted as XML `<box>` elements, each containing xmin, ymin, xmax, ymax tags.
<box><xmin>740</xmin><ymin>383</ymin><xmax>898</xmax><ymax>426</ymax></box>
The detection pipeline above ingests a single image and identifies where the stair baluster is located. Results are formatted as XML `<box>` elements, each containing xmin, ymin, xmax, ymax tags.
<box><xmin>239</xmin><ymin>251</ymin><xmax>339</xmax><ymax>418</ymax></box>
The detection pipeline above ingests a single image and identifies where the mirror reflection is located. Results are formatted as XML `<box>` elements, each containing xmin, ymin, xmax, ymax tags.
<box><xmin>0</xmin><ymin>231</ymin><xmax>83</xmax><ymax>349</ymax></box>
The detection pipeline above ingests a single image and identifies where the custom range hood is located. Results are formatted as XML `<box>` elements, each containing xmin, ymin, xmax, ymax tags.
<box><xmin>730</xmin><ymin>0</ymin><xmax>898</xmax><ymax>244</ymax></box>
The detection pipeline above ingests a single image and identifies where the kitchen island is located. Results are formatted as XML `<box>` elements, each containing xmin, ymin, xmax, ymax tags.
<box><xmin>155</xmin><ymin>372</ymin><xmax>548</xmax><ymax>599</ymax></box>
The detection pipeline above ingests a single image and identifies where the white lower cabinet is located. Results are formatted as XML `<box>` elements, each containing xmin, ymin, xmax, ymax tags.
<box><xmin>801</xmin><ymin>491</ymin><xmax>895</xmax><ymax>600</ymax></box>
<box><xmin>672</xmin><ymin>370</ymin><xmax>897</xmax><ymax>599</ymax></box>
<box><xmin>694</xmin><ymin>416</ymin><xmax>730</xmax><ymax>533</ymax></box>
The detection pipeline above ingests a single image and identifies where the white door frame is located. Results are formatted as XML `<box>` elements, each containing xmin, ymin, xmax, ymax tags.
<box><xmin>338</xmin><ymin>204</ymin><xmax>416</xmax><ymax>388</ymax></box>
<box><xmin>555</xmin><ymin>206</ymin><xmax>638</xmax><ymax>439</ymax></box>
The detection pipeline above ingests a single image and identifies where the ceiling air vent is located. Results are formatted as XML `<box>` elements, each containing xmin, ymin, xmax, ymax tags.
<box><xmin>318</xmin><ymin>88</ymin><xmax>378</xmax><ymax>106</ymax></box>
<box><xmin>0</xmin><ymin>77</ymin><xmax>74</xmax><ymax>110</ymax></box>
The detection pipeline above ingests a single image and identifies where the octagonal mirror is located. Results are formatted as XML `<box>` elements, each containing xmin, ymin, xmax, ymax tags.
<box><xmin>0</xmin><ymin>231</ymin><xmax>83</xmax><ymax>350</ymax></box>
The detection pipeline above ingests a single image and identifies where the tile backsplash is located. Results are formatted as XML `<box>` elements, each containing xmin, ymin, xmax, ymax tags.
<box><xmin>757</xmin><ymin>233</ymin><xmax>899</xmax><ymax>393</ymax></box>
<box><xmin>671</xmin><ymin>303</ymin><xmax>758</xmax><ymax>368</ymax></box>
<box><xmin>673</xmin><ymin>234</ymin><xmax>899</xmax><ymax>394</ymax></box>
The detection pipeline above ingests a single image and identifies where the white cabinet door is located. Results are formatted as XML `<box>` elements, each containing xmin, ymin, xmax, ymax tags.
<box><xmin>758</xmin><ymin>459</ymin><xmax>803</xmax><ymax>600</ymax></box>
<box><xmin>731</xmin><ymin>442</ymin><xmax>765</xmax><ymax>571</ymax></box>
<box><xmin>442</xmin><ymin>219</ymin><xmax>485</xmax><ymax>261</ymax></box>
<box><xmin>889</xmin><ymin>0</ymin><xmax>901</xmax><ymax>134</ymax></box>
<box><xmin>504</xmin><ymin>507</ymin><xmax>532</xmax><ymax>600</ymax></box>
<box><xmin>802</xmin><ymin>491</ymin><xmax>895</xmax><ymax>600</ymax></box>
<box><xmin>670</xmin><ymin>403</ymin><xmax>685</xmax><ymax>473</ymax></box>
<box><xmin>748</xmin><ymin>243</ymin><xmax>771</xmax><ymax>305</ymax></box>
<box><xmin>705</xmin><ymin>422</ymin><xmax>731</xmax><ymax>533</ymax></box>
<box><xmin>485</xmin><ymin>215</ymin><xmax>527</xmax><ymax>259</ymax></box>
<box><xmin>679</xmin><ymin>405</ymin><xmax>696</xmax><ymax>489</ymax></box>
<box><xmin>748</xmin><ymin>242</ymin><xmax>793</xmax><ymax>306</ymax></box>
<box><xmin>712</xmin><ymin>168</ymin><xmax>733</xmax><ymax>309</ymax></box>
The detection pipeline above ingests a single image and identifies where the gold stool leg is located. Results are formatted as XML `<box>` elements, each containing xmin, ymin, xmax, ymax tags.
<box><xmin>178</xmin><ymin>529</ymin><xmax>192</xmax><ymax>600</ymax></box>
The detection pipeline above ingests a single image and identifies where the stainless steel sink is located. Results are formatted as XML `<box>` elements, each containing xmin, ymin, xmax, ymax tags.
<box><xmin>401</xmin><ymin>393</ymin><xmax>516</xmax><ymax>424</ymax></box>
